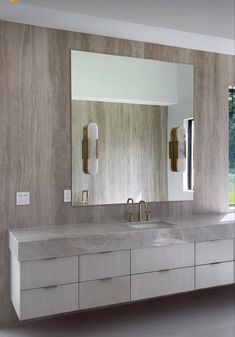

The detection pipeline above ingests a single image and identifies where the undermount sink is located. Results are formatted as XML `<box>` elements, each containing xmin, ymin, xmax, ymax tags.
<box><xmin>128</xmin><ymin>221</ymin><xmax>173</xmax><ymax>229</ymax></box>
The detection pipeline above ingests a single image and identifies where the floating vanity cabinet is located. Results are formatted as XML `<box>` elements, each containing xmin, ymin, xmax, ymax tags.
<box><xmin>195</xmin><ymin>239</ymin><xmax>234</xmax><ymax>289</ymax></box>
<box><xmin>131</xmin><ymin>244</ymin><xmax>195</xmax><ymax>301</ymax></box>
<box><xmin>9</xmin><ymin>233</ymin><xmax>235</xmax><ymax>320</ymax></box>
<box><xmin>78</xmin><ymin>250</ymin><xmax>131</xmax><ymax>309</ymax></box>
<box><xmin>10</xmin><ymin>255</ymin><xmax>79</xmax><ymax>320</ymax></box>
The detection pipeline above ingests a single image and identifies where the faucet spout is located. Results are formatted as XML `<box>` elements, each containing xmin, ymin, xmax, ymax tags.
<box><xmin>127</xmin><ymin>198</ymin><xmax>135</xmax><ymax>222</ymax></box>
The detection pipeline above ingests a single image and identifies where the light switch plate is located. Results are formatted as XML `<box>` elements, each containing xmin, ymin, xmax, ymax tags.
<box><xmin>64</xmin><ymin>190</ymin><xmax>71</xmax><ymax>203</ymax></box>
<box><xmin>16</xmin><ymin>192</ymin><xmax>30</xmax><ymax>206</ymax></box>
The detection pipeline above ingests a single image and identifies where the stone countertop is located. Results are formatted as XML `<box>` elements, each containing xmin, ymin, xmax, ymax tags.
<box><xmin>9</xmin><ymin>213</ymin><xmax>235</xmax><ymax>261</ymax></box>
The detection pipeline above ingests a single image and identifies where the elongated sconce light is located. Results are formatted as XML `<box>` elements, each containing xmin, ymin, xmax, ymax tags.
<box><xmin>82</xmin><ymin>123</ymin><xmax>99</xmax><ymax>175</ymax></box>
<box><xmin>169</xmin><ymin>126</ymin><xmax>186</xmax><ymax>172</ymax></box>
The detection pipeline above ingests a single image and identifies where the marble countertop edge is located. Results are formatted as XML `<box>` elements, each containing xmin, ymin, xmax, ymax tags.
<box><xmin>9</xmin><ymin>213</ymin><xmax>235</xmax><ymax>261</ymax></box>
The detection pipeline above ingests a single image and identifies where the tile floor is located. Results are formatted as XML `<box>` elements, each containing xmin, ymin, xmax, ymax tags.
<box><xmin>1</xmin><ymin>286</ymin><xmax>235</xmax><ymax>337</ymax></box>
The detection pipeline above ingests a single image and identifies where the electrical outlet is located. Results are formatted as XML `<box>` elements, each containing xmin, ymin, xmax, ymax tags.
<box><xmin>16</xmin><ymin>192</ymin><xmax>30</xmax><ymax>206</ymax></box>
<box><xmin>64</xmin><ymin>190</ymin><xmax>71</xmax><ymax>203</ymax></box>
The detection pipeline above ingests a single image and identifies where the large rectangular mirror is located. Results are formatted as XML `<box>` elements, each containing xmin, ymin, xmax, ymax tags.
<box><xmin>71</xmin><ymin>51</ymin><xmax>194</xmax><ymax>206</ymax></box>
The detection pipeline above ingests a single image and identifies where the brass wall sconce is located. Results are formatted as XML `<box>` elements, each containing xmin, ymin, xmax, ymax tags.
<box><xmin>169</xmin><ymin>126</ymin><xmax>186</xmax><ymax>172</ymax></box>
<box><xmin>82</xmin><ymin>123</ymin><xmax>99</xmax><ymax>175</ymax></box>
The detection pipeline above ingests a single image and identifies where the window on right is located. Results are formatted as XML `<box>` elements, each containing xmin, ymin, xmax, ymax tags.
<box><xmin>229</xmin><ymin>87</ymin><xmax>235</xmax><ymax>206</ymax></box>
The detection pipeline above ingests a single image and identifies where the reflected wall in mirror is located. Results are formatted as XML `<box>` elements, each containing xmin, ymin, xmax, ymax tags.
<box><xmin>71</xmin><ymin>51</ymin><xmax>194</xmax><ymax>206</ymax></box>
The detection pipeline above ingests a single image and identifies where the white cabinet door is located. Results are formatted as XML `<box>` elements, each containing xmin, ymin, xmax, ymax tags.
<box><xmin>20</xmin><ymin>283</ymin><xmax>78</xmax><ymax>320</ymax></box>
<box><xmin>195</xmin><ymin>262</ymin><xmax>234</xmax><ymax>289</ymax></box>
<box><xmin>79</xmin><ymin>250</ymin><xmax>130</xmax><ymax>282</ymax></box>
<box><xmin>131</xmin><ymin>244</ymin><xmax>194</xmax><ymax>274</ymax></box>
<box><xmin>131</xmin><ymin>267</ymin><xmax>194</xmax><ymax>301</ymax></box>
<box><xmin>195</xmin><ymin>240</ymin><xmax>233</xmax><ymax>265</ymax></box>
<box><xmin>79</xmin><ymin>276</ymin><xmax>130</xmax><ymax>309</ymax></box>
<box><xmin>20</xmin><ymin>256</ymin><xmax>78</xmax><ymax>290</ymax></box>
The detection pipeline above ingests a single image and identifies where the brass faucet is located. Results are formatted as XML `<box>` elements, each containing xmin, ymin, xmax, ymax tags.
<box><xmin>138</xmin><ymin>200</ymin><xmax>147</xmax><ymax>222</ymax></box>
<box><xmin>127</xmin><ymin>198</ymin><xmax>134</xmax><ymax>222</ymax></box>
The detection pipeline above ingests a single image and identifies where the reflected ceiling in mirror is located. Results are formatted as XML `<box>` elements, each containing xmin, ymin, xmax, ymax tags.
<box><xmin>71</xmin><ymin>51</ymin><xmax>194</xmax><ymax>206</ymax></box>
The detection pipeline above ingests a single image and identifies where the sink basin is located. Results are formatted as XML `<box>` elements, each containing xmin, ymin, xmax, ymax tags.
<box><xmin>128</xmin><ymin>221</ymin><xmax>172</xmax><ymax>229</ymax></box>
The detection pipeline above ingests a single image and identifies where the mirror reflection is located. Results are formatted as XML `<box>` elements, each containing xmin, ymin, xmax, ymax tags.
<box><xmin>71</xmin><ymin>51</ymin><xmax>194</xmax><ymax>206</ymax></box>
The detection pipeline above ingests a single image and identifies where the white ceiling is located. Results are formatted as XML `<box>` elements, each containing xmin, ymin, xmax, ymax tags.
<box><xmin>0</xmin><ymin>0</ymin><xmax>234</xmax><ymax>54</ymax></box>
<box><xmin>20</xmin><ymin>0</ymin><xmax>235</xmax><ymax>39</ymax></box>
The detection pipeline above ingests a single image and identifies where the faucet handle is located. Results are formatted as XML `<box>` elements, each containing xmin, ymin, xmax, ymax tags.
<box><xmin>145</xmin><ymin>211</ymin><xmax>151</xmax><ymax>221</ymax></box>
<box><xmin>128</xmin><ymin>212</ymin><xmax>135</xmax><ymax>223</ymax></box>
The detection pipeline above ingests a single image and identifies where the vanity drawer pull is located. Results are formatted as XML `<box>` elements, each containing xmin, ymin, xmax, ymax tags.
<box><xmin>158</xmin><ymin>269</ymin><xmax>171</xmax><ymax>273</ymax></box>
<box><xmin>98</xmin><ymin>251</ymin><xmax>113</xmax><ymax>254</ymax></box>
<box><xmin>99</xmin><ymin>277</ymin><xmax>113</xmax><ymax>281</ymax></box>
<box><xmin>43</xmin><ymin>257</ymin><xmax>58</xmax><ymax>261</ymax></box>
<box><xmin>210</xmin><ymin>262</ymin><xmax>221</xmax><ymax>266</ymax></box>
<box><xmin>43</xmin><ymin>285</ymin><xmax>58</xmax><ymax>290</ymax></box>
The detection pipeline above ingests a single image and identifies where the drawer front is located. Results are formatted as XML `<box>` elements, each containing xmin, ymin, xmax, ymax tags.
<box><xmin>20</xmin><ymin>283</ymin><xmax>78</xmax><ymax>320</ymax></box>
<box><xmin>131</xmin><ymin>267</ymin><xmax>194</xmax><ymax>301</ymax></box>
<box><xmin>20</xmin><ymin>256</ymin><xmax>78</xmax><ymax>290</ymax></box>
<box><xmin>79</xmin><ymin>276</ymin><xmax>130</xmax><ymax>310</ymax></box>
<box><xmin>196</xmin><ymin>239</ymin><xmax>233</xmax><ymax>265</ymax></box>
<box><xmin>131</xmin><ymin>244</ymin><xmax>194</xmax><ymax>274</ymax></box>
<box><xmin>79</xmin><ymin>250</ymin><xmax>130</xmax><ymax>282</ymax></box>
<box><xmin>195</xmin><ymin>262</ymin><xmax>234</xmax><ymax>289</ymax></box>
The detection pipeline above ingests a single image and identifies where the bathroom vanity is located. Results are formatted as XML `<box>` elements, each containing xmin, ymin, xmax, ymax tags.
<box><xmin>9</xmin><ymin>213</ymin><xmax>235</xmax><ymax>321</ymax></box>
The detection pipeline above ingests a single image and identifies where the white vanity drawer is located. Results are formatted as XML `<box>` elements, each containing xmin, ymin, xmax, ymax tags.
<box><xmin>20</xmin><ymin>256</ymin><xmax>78</xmax><ymax>290</ymax></box>
<box><xmin>79</xmin><ymin>250</ymin><xmax>130</xmax><ymax>282</ymax></box>
<box><xmin>79</xmin><ymin>276</ymin><xmax>130</xmax><ymax>310</ymax></box>
<box><xmin>195</xmin><ymin>239</ymin><xmax>233</xmax><ymax>265</ymax></box>
<box><xmin>131</xmin><ymin>244</ymin><xmax>194</xmax><ymax>274</ymax></box>
<box><xmin>19</xmin><ymin>283</ymin><xmax>78</xmax><ymax>320</ymax></box>
<box><xmin>131</xmin><ymin>267</ymin><xmax>194</xmax><ymax>301</ymax></box>
<box><xmin>195</xmin><ymin>261</ymin><xmax>234</xmax><ymax>289</ymax></box>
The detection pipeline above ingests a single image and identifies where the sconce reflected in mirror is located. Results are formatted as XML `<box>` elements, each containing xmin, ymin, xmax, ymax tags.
<box><xmin>169</xmin><ymin>126</ymin><xmax>186</xmax><ymax>172</ymax></box>
<box><xmin>82</xmin><ymin>122</ymin><xmax>99</xmax><ymax>175</ymax></box>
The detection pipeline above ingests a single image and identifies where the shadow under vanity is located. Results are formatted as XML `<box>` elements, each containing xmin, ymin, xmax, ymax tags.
<box><xmin>9</xmin><ymin>213</ymin><xmax>235</xmax><ymax>320</ymax></box>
